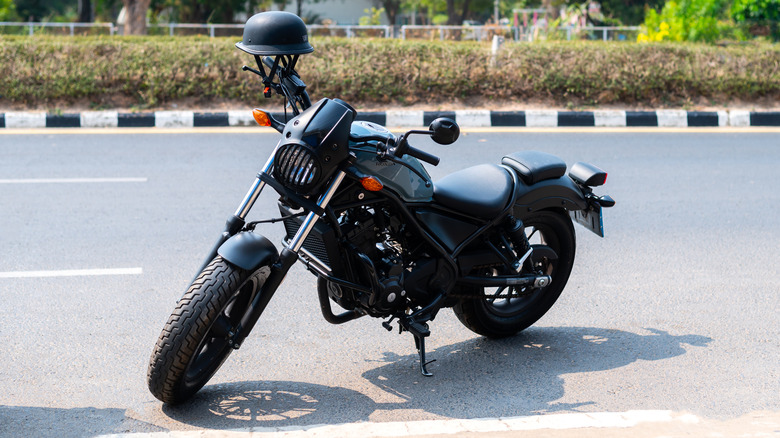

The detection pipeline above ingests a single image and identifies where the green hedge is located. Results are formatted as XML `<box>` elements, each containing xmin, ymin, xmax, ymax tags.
<box><xmin>1</xmin><ymin>36</ymin><xmax>778</xmax><ymax>109</ymax></box>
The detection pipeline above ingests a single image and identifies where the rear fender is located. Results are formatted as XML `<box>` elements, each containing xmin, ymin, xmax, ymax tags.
<box><xmin>217</xmin><ymin>232</ymin><xmax>279</xmax><ymax>271</ymax></box>
<box><xmin>512</xmin><ymin>175</ymin><xmax>587</xmax><ymax>220</ymax></box>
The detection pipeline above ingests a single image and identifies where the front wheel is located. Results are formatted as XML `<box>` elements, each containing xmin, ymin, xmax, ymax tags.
<box><xmin>453</xmin><ymin>210</ymin><xmax>576</xmax><ymax>338</ymax></box>
<box><xmin>147</xmin><ymin>256</ymin><xmax>270</xmax><ymax>404</ymax></box>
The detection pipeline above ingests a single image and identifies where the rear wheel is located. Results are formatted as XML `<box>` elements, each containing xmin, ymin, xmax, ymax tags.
<box><xmin>453</xmin><ymin>210</ymin><xmax>576</xmax><ymax>338</ymax></box>
<box><xmin>147</xmin><ymin>256</ymin><xmax>270</xmax><ymax>404</ymax></box>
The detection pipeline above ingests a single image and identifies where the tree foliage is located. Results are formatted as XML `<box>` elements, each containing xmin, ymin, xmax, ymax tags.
<box><xmin>639</xmin><ymin>0</ymin><xmax>730</xmax><ymax>42</ymax></box>
<box><xmin>730</xmin><ymin>0</ymin><xmax>780</xmax><ymax>39</ymax></box>
<box><xmin>6</xmin><ymin>0</ymin><xmax>780</xmax><ymax>43</ymax></box>
<box><xmin>398</xmin><ymin>0</ymin><xmax>498</xmax><ymax>25</ymax></box>
<box><xmin>598</xmin><ymin>0</ymin><xmax>665</xmax><ymax>24</ymax></box>
<box><xmin>731</xmin><ymin>0</ymin><xmax>779</xmax><ymax>21</ymax></box>
<box><xmin>13</xmin><ymin>0</ymin><xmax>73</xmax><ymax>21</ymax></box>
<box><xmin>359</xmin><ymin>6</ymin><xmax>385</xmax><ymax>25</ymax></box>
<box><xmin>0</xmin><ymin>0</ymin><xmax>17</xmax><ymax>20</ymax></box>
<box><xmin>150</xmin><ymin>0</ymin><xmax>248</xmax><ymax>23</ymax></box>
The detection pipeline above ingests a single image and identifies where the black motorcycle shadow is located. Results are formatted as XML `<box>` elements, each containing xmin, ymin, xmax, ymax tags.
<box><xmin>161</xmin><ymin>380</ymin><xmax>382</xmax><ymax>429</ymax></box>
<box><xmin>362</xmin><ymin>326</ymin><xmax>712</xmax><ymax>417</ymax></box>
<box><xmin>163</xmin><ymin>326</ymin><xmax>711</xmax><ymax>429</ymax></box>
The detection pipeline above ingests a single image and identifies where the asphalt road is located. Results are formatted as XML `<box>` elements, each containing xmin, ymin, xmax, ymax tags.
<box><xmin>1</xmin><ymin>129</ymin><xmax>778</xmax><ymax>437</ymax></box>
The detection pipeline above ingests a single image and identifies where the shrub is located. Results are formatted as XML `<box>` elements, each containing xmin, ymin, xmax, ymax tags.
<box><xmin>0</xmin><ymin>36</ymin><xmax>778</xmax><ymax>109</ymax></box>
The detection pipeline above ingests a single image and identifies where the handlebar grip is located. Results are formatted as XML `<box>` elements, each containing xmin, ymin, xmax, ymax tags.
<box><xmin>262</xmin><ymin>56</ymin><xmax>276</xmax><ymax>70</ymax></box>
<box><xmin>405</xmin><ymin>145</ymin><xmax>440</xmax><ymax>166</ymax></box>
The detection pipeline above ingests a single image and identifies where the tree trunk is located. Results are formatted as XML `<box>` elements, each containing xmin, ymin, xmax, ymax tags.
<box><xmin>122</xmin><ymin>0</ymin><xmax>151</xmax><ymax>35</ymax></box>
<box><xmin>460</xmin><ymin>0</ymin><xmax>471</xmax><ymax>23</ymax></box>
<box><xmin>542</xmin><ymin>0</ymin><xmax>560</xmax><ymax>20</ymax></box>
<box><xmin>78</xmin><ymin>0</ymin><xmax>93</xmax><ymax>23</ymax></box>
<box><xmin>446</xmin><ymin>0</ymin><xmax>458</xmax><ymax>25</ymax></box>
<box><xmin>445</xmin><ymin>0</ymin><xmax>472</xmax><ymax>25</ymax></box>
<box><xmin>378</xmin><ymin>0</ymin><xmax>401</xmax><ymax>25</ymax></box>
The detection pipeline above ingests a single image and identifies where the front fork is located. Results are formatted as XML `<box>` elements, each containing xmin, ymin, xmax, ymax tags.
<box><xmin>191</xmin><ymin>151</ymin><xmax>277</xmax><ymax>280</ymax></box>
<box><xmin>191</xmin><ymin>145</ymin><xmax>348</xmax><ymax>348</ymax></box>
<box><xmin>195</xmin><ymin>148</ymin><xmax>347</xmax><ymax>274</ymax></box>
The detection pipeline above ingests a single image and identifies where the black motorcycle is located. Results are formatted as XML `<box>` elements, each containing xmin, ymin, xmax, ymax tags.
<box><xmin>147</xmin><ymin>11</ymin><xmax>615</xmax><ymax>404</ymax></box>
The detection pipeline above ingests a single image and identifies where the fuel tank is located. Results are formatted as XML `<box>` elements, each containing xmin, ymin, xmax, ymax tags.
<box><xmin>349</xmin><ymin>121</ymin><xmax>434</xmax><ymax>202</ymax></box>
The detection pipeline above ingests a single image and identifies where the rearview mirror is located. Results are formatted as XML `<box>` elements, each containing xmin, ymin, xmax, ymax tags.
<box><xmin>428</xmin><ymin>118</ymin><xmax>460</xmax><ymax>145</ymax></box>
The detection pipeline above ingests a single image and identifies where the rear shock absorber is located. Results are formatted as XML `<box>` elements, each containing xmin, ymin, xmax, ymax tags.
<box><xmin>506</xmin><ymin>216</ymin><xmax>532</xmax><ymax>271</ymax></box>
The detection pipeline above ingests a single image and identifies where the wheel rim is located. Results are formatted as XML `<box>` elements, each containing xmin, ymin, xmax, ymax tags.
<box><xmin>182</xmin><ymin>267</ymin><xmax>268</xmax><ymax>390</ymax></box>
<box><xmin>481</xmin><ymin>223</ymin><xmax>560</xmax><ymax>318</ymax></box>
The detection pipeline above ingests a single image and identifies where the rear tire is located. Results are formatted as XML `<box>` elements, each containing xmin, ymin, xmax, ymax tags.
<box><xmin>453</xmin><ymin>210</ymin><xmax>576</xmax><ymax>338</ymax></box>
<box><xmin>147</xmin><ymin>256</ymin><xmax>270</xmax><ymax>404</ymax></box>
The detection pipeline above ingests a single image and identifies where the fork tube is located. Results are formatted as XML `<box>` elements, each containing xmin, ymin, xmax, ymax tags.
<box><xmin>234</xmin><ymin>151</ymin><xmax>277</xmax><ymax>220</ymax></box>
<box><xmin>230</xmin><ymin>170</ymin><xmax>348</xmax><ymax>347</ymax></box>
<box><xmin>188</xmin><ymin>149</ymin><xmax>279</xmax><ymax>287</ymax></box>
<box><xmin>288</xmin><ymin>170</ymin><xmax>346</xmax><ymax>253</ymax></box>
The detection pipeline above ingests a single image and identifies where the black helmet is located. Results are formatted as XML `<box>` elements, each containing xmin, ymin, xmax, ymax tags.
<box><xmin>236</xmin><ymin>11</ymin><xmax>314</xmax><ymax>56</ymax></box>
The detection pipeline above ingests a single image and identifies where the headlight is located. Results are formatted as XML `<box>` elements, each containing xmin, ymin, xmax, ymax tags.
<box><xmin>274</xmin><ymin>142</ymin><xmax>322</xmax><ymax>195</ymax></box>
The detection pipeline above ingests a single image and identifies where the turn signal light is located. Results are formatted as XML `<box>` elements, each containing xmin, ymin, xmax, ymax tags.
<box><xmin>360</xmin><ymin>176</ymin><xmax>383</xmax><ymax>192</ymax></box>
<box><xmin>252</xmin><ymin>108</ymin><xmax>272</xmax><ymax>127</ymax></box>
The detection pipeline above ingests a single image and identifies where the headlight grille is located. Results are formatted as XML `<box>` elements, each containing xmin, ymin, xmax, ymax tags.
<box><xmin>274</xmin><ymin>143</ymin><xmax>321</xmax><ymax>194</ymax></box>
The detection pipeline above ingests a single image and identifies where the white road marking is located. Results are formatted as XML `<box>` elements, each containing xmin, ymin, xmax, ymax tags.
<box><xmin>0</xmin><ymin>268</ymin><xmax>143</xmax><ymax>278</ymax></box>
<box><xmin>0</xmin><ymin>177</ymin><xmax>147</xmax><ymax>184</ymax></box>
<box><xmin>96</xmin><ymin>410</ymin><xmax>703</xmax><ymax>438</ymax></box>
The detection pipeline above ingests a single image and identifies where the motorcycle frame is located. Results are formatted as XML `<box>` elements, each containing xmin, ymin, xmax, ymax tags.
<box><xmin>203</xmin><ymin>132</ymin><xmax>593</xmax><ymax>339</ymax></box>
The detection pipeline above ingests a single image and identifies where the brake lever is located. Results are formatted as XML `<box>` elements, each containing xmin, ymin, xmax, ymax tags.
<box><xmin>242</xmin><ymin>65</ymin><xmax>263</xmax><ymax>77</ymax></box>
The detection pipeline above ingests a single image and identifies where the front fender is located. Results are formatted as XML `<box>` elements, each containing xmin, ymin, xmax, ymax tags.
<box><xmin>512</xmin><ymin>175</ymin><xmax>588</xmax><ymax>219</ymax></box>
<box><xmin>217</xmin><ymin>232</ymin><xmax>279</xmax><ymax>271</ymax></box>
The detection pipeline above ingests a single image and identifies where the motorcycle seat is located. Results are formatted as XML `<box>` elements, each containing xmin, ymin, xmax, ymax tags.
<box><xmin>433</xmin><ymin>164</ymin><xmax>513</xmax><ymax>219</ymax></box>
<box><xmin>502</xmin><ymin>151</ymin><xmax>567</xmax><ymax>185</ymax></box>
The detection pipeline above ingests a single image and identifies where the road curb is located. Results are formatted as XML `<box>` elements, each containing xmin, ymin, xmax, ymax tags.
<box><xmin>96</xmin><ymin>410</ymin><xmax>704</xmax><ymax>438</ymax></box>
<box><xmin>2</xmin><ymin>110</ymin><xmax>779</xmax><ymax>129</ymax></box>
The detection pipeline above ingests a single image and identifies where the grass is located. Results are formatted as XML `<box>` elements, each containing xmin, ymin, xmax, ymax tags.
<box><xmin>1</xmin><ymin>35</ymin><xmax>778</xmax><ymax>110</ymax></box>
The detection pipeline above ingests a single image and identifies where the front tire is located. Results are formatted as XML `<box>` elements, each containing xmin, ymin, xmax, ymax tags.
<box><xmin>453</xmin><ymin>210</ymin><xmax>576</xmax><ymax>338</ymax></box>
<box><xmin>147</xmin><ymin>256</ymin><xmax>270</xmax><ymax>404</ymax></box>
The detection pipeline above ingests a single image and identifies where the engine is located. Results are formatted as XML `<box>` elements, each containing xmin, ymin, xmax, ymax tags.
<box><xmin>327</xmin><ymin>205</ymin><xmax>449</xmax><ymax>317</ymax></box>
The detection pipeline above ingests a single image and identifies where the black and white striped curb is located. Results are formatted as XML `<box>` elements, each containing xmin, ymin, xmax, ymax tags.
<box><xmin>1</xmin><ymin>109</ymin><xmax>779</xmax><ymax>128</ymax></box>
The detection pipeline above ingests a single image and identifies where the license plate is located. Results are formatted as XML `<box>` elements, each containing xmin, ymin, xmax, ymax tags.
<box><xmin>570</xmin><ymin>206</ymin><xmax>604</xmax><ymax>237</ymax></box>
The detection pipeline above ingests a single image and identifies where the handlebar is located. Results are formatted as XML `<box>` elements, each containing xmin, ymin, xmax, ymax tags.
<box><xmin>242</xmin><ymin>55</ymin><xmax>311</xmax><ymax>114</ymax></box>
<box><xmin>403</xmin><ymin>144</ymin><xmax>440</xmax><ymax>166</ymax></box>
<box><xmin>350</xmin><ymin>135</ymin><xmax>440</xmax><ymax>167</ymax></box>
<box><xmin>392</xmin><ymin>131</ymin><xmax>441</xmax><ymax>166</ymax></box>
<box><xmin>349</xmin><ymin>129</ymin><xmax>442</xmax><ymax>167</ymax></box>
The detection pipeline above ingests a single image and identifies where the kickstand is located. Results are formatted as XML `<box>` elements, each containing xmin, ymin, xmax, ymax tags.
<box><xmin>414</xmin><ymin>334</ymin><xmax>435</xmax><ymax>377</ymax></box>
<box><xmin>401</xmin><ymin>319</ymin><xmax>436</xmax><ymax>377</ymax></box>
<box><xmin>399</xmin><ymin>295</ymin><xmax>446</xmax><ymax>377</ymax></box>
